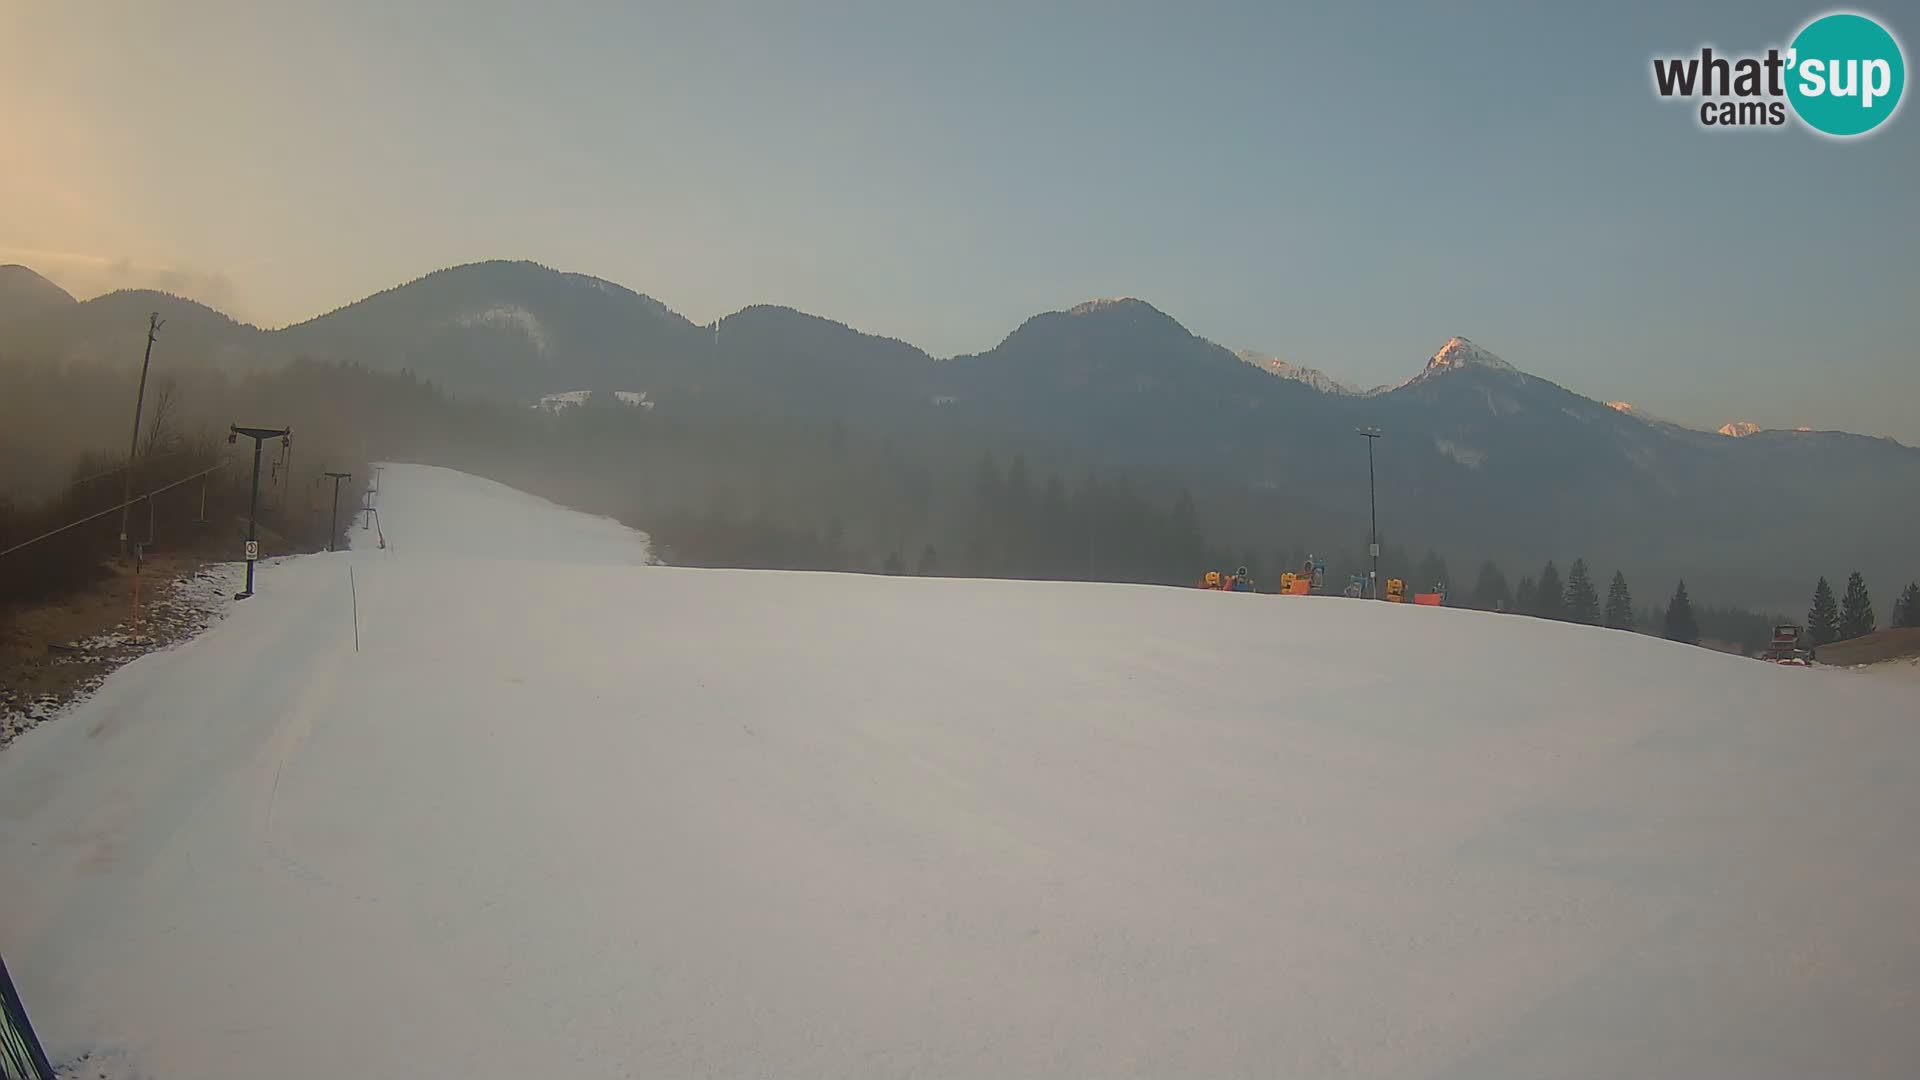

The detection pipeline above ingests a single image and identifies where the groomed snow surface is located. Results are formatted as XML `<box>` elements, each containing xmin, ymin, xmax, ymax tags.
<box><xmin>4</xmin><ymin>464</ymin><xmax>1918</xmax><ymax>1079</ymax></box>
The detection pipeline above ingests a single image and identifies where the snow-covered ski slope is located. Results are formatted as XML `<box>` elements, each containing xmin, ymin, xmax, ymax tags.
<box><xmin>3</xmin><ymin>464</ymin><xmax>1917</xmax><ymax>1079</ymax></box>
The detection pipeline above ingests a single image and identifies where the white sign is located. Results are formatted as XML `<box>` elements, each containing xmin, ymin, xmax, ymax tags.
<box><xmin>1369</xmin><ymin>543</ymin><xmax>1380</xmax><ymax>557</ymax></box>
<box><xmin>245</xmin><ymin>540</ymin><xmax>259</xmax><ymax>561</ymax></box>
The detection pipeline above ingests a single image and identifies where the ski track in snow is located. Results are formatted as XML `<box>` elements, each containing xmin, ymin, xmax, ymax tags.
<box><xmin>3</xmin><ymin>464</ymin><xmax>1918</xmax><ymax>1078</ymax></box>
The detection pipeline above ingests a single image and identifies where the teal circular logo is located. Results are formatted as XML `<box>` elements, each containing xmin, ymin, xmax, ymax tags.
<box><xmin>1787</xmin><ymin>13</ymin><xmax>1905</xmax><ymax>136</ymax></box>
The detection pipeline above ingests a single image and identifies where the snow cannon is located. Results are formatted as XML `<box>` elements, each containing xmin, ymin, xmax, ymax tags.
<box><xmin>1385</xmin><ymin>578</ymin><xmax>1406</xmax><ymax>603</ymax></box>
<box><xmin>1200</xmin><ymin>570</ymin><xmax>1223</xmax><ymax>590</ymax></box>
<box><xmin>1279</xmin><ymin>572</ymin><xmax>1312</xmax><ymax>595</ymax></box>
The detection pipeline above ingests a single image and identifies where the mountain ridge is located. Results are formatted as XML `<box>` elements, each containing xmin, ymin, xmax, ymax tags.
<box><xmin>5</xmin><ymin>260</ymin><xmax>1892</xmax><ymax>447</ymax></box>
<box><xmin>1234</xmin><ymin>349</ymin><xmax>1358</xmax><ymax>396</ymax></box>
<box><xmin>0</xmin><ymin>263</ymin><xmax>80</xmax><ymax>327</ymax></box>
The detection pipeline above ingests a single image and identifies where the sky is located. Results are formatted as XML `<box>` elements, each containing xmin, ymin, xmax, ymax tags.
<box><xmin>2</xmin><ymin>0</ymin><xmax>1916</xmax><ymax>441</ymax></box>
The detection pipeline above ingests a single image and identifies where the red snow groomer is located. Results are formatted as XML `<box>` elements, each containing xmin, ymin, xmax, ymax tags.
<box><xmin>1761</xmin><ymin>623</ymin><xmax>1812</xmax><ymax>666</ymax></box>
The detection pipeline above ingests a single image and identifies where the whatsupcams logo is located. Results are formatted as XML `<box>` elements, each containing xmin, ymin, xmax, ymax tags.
<box><xmin>1652</xmin><ymin>11</ymin><xmax>1905</xmax><ymax>136</ymax></box>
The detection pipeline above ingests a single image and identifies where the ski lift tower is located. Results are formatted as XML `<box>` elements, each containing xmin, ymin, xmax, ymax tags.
<box><xmin>324</xmin><ymin>471</ymin><xmax>353</xmax><ymax>552</ymax></box>
<box><xmin>229</xmin><ymin>424</ymin><xmax>290</xmax><ymax>599</ymax></box>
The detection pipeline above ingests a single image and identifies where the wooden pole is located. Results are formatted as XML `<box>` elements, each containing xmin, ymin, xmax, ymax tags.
<box><xmin>117</xmin><ymin>313</ymin><xmax>161</xmax><ymax>556</ymax></box>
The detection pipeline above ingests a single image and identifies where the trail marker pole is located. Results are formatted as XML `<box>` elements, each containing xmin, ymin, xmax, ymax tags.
<box><xmin>132</xmin><ymin>543</ymin><xmax>142</xmax><ymax>641</ymax></box>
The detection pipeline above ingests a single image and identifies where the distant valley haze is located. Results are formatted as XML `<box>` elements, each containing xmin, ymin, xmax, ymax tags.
<box><xmin>5</xmin><ymin>256</ymin><xmax>1915</xmax><ymax>615</ymax></box>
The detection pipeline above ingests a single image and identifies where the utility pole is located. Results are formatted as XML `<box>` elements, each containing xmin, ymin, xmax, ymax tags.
<box><xmin>118</xmin><ymin>313</ymin><xmax>162</xmax><ymax>556</ymax></box>
<box><xmin>230</xmin><ymin>425</ymin><xmax>290</xmax><ymax>599</ymax></box>
<box><xmin>1358</xmin><ymin>427</ymin><xmax>1382</xmax><ymax>598</ymax></box>
<box><xmin>324</xmin><ymin>471</ymin><xmax>353</xmax><ymax>551</ymax></box>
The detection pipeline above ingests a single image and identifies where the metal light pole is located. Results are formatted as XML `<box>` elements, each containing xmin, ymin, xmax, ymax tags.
<box><xmin>1358</xmin><ymin>427</ymin><xmax>1382</xmax><ymax>598</ymax></box>
<box><xmin>118</xmin><ymin>313</ymin><xmax>163</xmax><ymax>556</ymax></box>
<box><xmin>230</xmin><ymin>425</ymin><xmax>290</xmax><ymax>599</ymax></box>
<box><xmin>324</xmin><ymin>471</ymin><xmax>353</xmax><ymax>551</ymax></box>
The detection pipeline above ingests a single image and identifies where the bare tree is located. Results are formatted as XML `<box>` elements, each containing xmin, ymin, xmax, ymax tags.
<box><xmin>142</xmin><ymin>377</ymin><xmax>182</xmax><ymax>461</ymax></box>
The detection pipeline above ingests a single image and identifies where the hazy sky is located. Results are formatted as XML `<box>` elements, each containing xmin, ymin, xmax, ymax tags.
<box><xmin>3</xmin><ymin>1</ymin><xmax>1915</xmax><ymax>440</ymax></box>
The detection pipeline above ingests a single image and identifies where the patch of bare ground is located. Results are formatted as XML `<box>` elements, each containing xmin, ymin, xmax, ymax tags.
<box><xmin>1</xmin><ymin>555</ymin><xmax>242</xmax><ymax>747</ymax></box>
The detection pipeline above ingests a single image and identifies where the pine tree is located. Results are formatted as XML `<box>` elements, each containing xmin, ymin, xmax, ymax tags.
<box><xmin>1040</xmin><ymin>474</ymin><xmax>1071</xmax><ymax>577</ymax></box>
<box><xmin>1664</xmin><ymin>580</ymin><xmax>1700</xmax><ymax>644</ymax></box>
<box><xmin>1563</xmin><ymin>559</ymin><xmax>1601</xmax><ymax>625</ymax></box>
<box><xmin>882</xmin><ymin>550</ymin><xmax>905</xmax><ymax>575</ymax></box>
<box><xmin>1003</xmin><ymin>454</ymin><xmax>1034</xmax><ymax>573</ymax></box>
<box><xmin>1533</xmin><ymin>561</ymin><xmax>1565</xmax><ymax>619</ymax></box>
<box><xmin>1839</xmin><ymin>571</ymin><xmax>1875</xmax><ymax>640</ymax></box>
<box><xmin>1168</xmin><ymin>488</ymin><xmax>1203</xmax><ymax>573</ymax></box>
<box><xmin>971</xmin><ymin>452</ymin><xmax>1003</xmax><ymax>576</ymax></box>
<box><xmin>1604</xmin><ymin>570</ymin><xmax>1634</xmax><ymax>629</ymax></box>
<box><xmin>973</xmin><ymin>451</ymin><xmax>1003</xmax><ymax>508</ymax></box>
<box><xmin>1894</xmin><ymin>582</ymin><xmax>1920</xmax><ymax>629</ymax></box>
<box><xmin>916</xmin><ymin>544</ymin><xmax>940</xmax><ymax>576</ymax></box>
<box><xmin>823</xmin><ymin>517</ymin><xmax>847</xmax><ymax>572</ymax></box>
<box><xmin>1513</xmin><ymin>575</ymin><xmax>1536</xmax><ymax>615</ymax></box>
<box><xmin>1807</xmin><ymin>577</ymin><xmax>1842</xmax><ymax>645</ymax></box>
<box><xmin>1469</xmin><ymin>560</ymin><xmax>1511</xmax><ymax>611</ymax></box>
